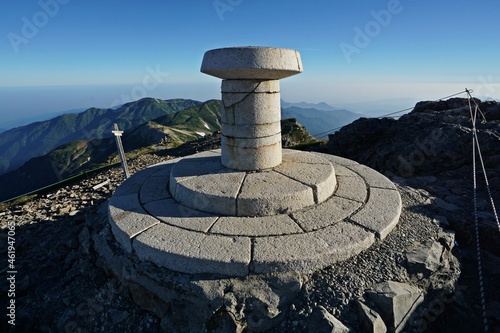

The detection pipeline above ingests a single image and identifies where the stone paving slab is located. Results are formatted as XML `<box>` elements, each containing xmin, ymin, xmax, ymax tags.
<box><xmin>252</xmin><ymin>231</ymin><xmax>331</xmax><ymax>274</ymax></box>
<box><xmin>133</xmin><ymin>223</ymin><xmax>251</xmax><ymax>277</ymax></box>
<box><xmin>317</xmin><ymin>221</ymin><xmax>376</xmax><ymax>262</ymax></box>
<box><xmin>334</xmin><ymin>173</ymin><xmax>367</xmax><ymax>203</ymax></box>
<box><xmin>170</xmin><ymin>155</ymin><xmax>226</xmax><ymax>197</ymax></box>
<box><xmin>275</xmin><ymin>152</ymin><xmax>336</xmax><ymax>203</ymax></box>
<box><xmin>252</xmin><ymin>221</ymin><xmax>375</xmax><ymax>274</ymax></box>
<box><xmin>170</xmin><ymin>155</ymin><xmax>225</xmax><ymax>180</ymax></box>
<box><xmin>349</xmin><ymin>164</ymin><xmax>397</xmax><ymax>190</ymax></box>
<box><xmin>146</xmin><ymin>161</ymin><xmax>177</xmax><ymax>177</ymax></box>
<box><xmin>237</xmin><ymin>171</ymin><xmax>314</xmax><ymax>216</ymax></box>
<box><xmin>113</xmin><ymin>167</ymin><xmax>158</xmax><ymax>197</ymax></box>
<box><xmin>333</xmin><ymin>164</ymin><xmax>360</xmax><ymax>177</ymax></box>
<box><xmin>143</xmin><ymin>199</ymin><xmax>218</xmax><ymax>233</ymax></box>
<box><xmin>210</xmin><ymin>214</ymin><xmax>303</xmax><ymax>236</ymax></box>
<box><xmin>168</xmin><ymin>150</ymin><xmax>337</xmax><ymax>216</ymax></box>
<box><xmin>282</xmin><ymin>151</ymin><xmax>332</xmax><ymax>165</ymax></box>
<box><xmin>140</xmin><ymin>176</ymin><xmax>171</xmax><ymax>204</ymax></box>
<box><xmin>316</xmin><ymin>153</ymin><xmax>360</xmax><ymax>167</ymax></box>
<box><xmin>292</xmin><ymin>196</ymin><xmax>362</xmax><ymax>232</ymax></box>
<box><xmin>187</xmin><ymin>149</ymin><xmax>221</xmax><ymax>157</ymax></box>
<box><xmin>173</xmin><ymin>169</ymin><xmax>245</xmax><ymax>215</ymax></box>
<box><xmin>108</xmin><ymin>193</ymin><xmax>159</xmax><ymax>253</ymax></box>
<box><xmin>350</xmin><ymin>188</ymin><xmax>402</xmax><ymax>240</ymax></box>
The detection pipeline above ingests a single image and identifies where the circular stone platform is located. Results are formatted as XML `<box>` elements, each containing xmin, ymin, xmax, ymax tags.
<box><xmin>169</xmin><ymin>150</ymin><xmax>336</xmax><ymax>216</ymax></box>
<box><xmin>108</xmin><ymin>150</ymin><xmax>401</xmax><ymax>277</ymax></box>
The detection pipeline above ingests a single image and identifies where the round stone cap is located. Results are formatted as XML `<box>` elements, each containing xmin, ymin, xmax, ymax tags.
<box><xmin>201</xmin><ymin>46</ymin><xmax>303</xmax><ymax>80</ymax></box>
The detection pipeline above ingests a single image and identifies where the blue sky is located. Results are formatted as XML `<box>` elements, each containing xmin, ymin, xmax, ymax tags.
<box><xmin>1</xmin><ymin>0</ymin><xmax>499</xmax><ymax>124</ymax></box>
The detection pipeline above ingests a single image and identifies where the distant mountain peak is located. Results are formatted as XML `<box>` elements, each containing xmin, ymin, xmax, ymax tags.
<box><xmin>280</xmin><ymin>99</ymin><xmax>339</xmax><ymax>111</ymax></box>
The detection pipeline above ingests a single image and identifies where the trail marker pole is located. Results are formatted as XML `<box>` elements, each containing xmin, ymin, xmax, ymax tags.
<box><xmin>112</xmin><ymin>123</ymin><xmax>130</xmax><ymax>179</ymax></box>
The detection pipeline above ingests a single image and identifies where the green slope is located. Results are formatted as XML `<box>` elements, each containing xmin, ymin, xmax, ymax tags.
<box><xmin>123</xmin><ymin>100</ymin><xmax>222</xmax><ymax>150</ymax></box>
<box><xmin>0</xmin><ymin>98</ymin><xmax>201</xmax><ymax>175</ymax></box>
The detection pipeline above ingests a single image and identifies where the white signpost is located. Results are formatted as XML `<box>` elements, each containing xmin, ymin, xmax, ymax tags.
<box><xmin>112</xmin><ymin>123</ymin><xmax>130</xmax><ymax>179</ymax></box>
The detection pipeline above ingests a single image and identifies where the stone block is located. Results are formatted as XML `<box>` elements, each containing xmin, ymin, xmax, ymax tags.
<box><xmin>221</xmin><ymin>121</ymin><xmax>281</xmax><ymax>139</ymax></box>
<box><xmin>143</xmin><ymin>199</ymin><xmax>218</xmax><ymax>233</ymax></box>
<box><xmin>172</xmin><ymin>169</ymin><xmax>245</xmax><ymax>215</ymax></box>
<box><xmin>292</xmin><ymin>196</ymin><xmax>361</xmax><ymax>231</ymax></box>
<box><xmin>170</xmin><ymin>155</ymin><xmax>225</xmax><ymax>196</ymax></box>
<box><xmin>210</xmin><ymin>214</ymin><xmax>303</xmax><ymax>236</ymax></box>
<box><xmin>221</xmin><ymin>92</ymin><xmax>281</xmax><ymax>125</ymax></box>
<box><xmin>275</xmin><ymin>151</ymin><xmax>336</xmax><ymax>203</ymax></box>
<box><xmin>349</xmin><ymin>164</ymin><xmax>396</xmax><ymax>190</ymax></box>
<box><xmin>221</xmin><ymin>133</ymin><xmax>281</xmax><ymax>149</ymax></box>
<box><xmin>170</xmin><ymin>155</ymin><xmax>225</xmax><ymax>179</ymax></box>
<box><xmin>317</xmin><ymin>221</ymin><xmax>375</xmax><ymax>262</ymax></box>
<box><xmin>252</xmin><ymin>232</ymin><xmax>330</xmax><ymax>274</ymax></box>
<box><xmin>221</xmin><ymin>79</ymin><xmax>280</xmax><ymax>93</ymax></box>
<box><xmin>139</xmin><ymin>176</ymin><xmax>171</xmax><ymax>204</ymax></box>
<box><xmin>108</xmin><ymin>193</ymin><xmax>159</xmax><ymax>253</ymax></box>
<box><xmin>350</xmin><ymin>188</ymin><xmax>402</xmax><ymax>240</ymax></box>
<box><xmin>133</xmin><ymin>223</ymin><xmax>251</xmax><ymax>277</ymax></box>
<box><xmin>221</xmin><ymin>138</ymin><xmax>281</xmax><ymax>170</ymax></box>
<box><xmin>237</xmin><ymin>171</ymin><xmax>314</xmax><ymax>216</ymax></box>
<box><xmin>366</xmin><ymin>281</ymin><xmax>423</xmax><ymax>333</ymax></box>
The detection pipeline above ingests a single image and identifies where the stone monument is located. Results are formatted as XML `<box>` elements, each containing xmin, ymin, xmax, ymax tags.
<box><xmin>201</xmin><ymin>47</ymin><xmax>302</xmax><ymax>170</ymax></box>
<box><xmin>102</xmin><ymin>46</ymin><xmax>402</xmax><ymax>331</ymax></box>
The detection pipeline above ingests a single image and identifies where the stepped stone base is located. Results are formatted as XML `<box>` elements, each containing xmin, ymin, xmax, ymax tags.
<box><xmin>108</xmin><ymin>150</ymin><xmax>401</xmax><ymax>277</ymax></box>
<box><xmin>169</xmin><ymin>150</ymin><xmax>336</xmax><ymax>216</ymax></box>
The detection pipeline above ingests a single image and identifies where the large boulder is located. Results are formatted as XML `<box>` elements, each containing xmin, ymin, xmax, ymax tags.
<box><xmin>406</xmin><ymin>240</ymin><xmax>445</xmax><ymax>275</ymax></box>
<box><xmin>365</xmin><ymin>281</ymin><xmax>423</xmax><ymax>333</ymax></box>
<box><xmin>307</xmin><ymin>306</ymin><xmax>350</xmax><ymax>333</ymax></box>
<box><xmin>357</xmin><ymin>300</ymin><xmax>387</xmax><ymax>333</ymax></box>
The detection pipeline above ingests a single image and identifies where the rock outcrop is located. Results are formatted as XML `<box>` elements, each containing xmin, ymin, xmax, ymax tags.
<box><xmin>328</xmin><ymin>98</ymin><xmax>500</xmax><ymax>181</ymax></box>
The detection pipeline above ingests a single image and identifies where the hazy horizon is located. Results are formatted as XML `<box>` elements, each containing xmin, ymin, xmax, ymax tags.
<box><xmin>1</xmin><ymin>0</ymin><xmax>499</xmax><ymax>126</ymax></box>
<box><xmin>2</xmin><ymin>81</ymin><xmax>498</xmax><ymax>129</ymax></box>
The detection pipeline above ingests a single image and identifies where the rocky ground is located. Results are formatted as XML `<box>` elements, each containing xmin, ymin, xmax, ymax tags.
<box><xmin>1</xmin><ymin>105</ymin><xmax>499</xmax><ymax>332</ymax></box>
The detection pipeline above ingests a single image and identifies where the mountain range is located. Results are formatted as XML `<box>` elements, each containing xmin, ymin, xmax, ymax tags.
<box><xmin>281</xmin><ymin>105</ymin><xmax>362</xmax><ymax>138</ymax></box>
<box><xmin>0</xmin><ymin>98</ymin><xmax>201</xmax><ymax>176</ymax></box>
<box><xmin>0</xmin><ymin>97</ymin><xmax>367</xmax><ymax>201</ymax></box>
<box><xmin>280</xmin><ymin>100</ymin><xmax>342</xmax><ymax>111</ymax></box>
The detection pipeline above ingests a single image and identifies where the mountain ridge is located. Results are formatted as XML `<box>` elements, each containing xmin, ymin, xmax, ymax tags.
<box><xmin>281</xmin><ymin>106</ymin><xmax>362</xmax><ymax>137</ymax></box>
<box><xmin>0</xmin><ymin>105</ymin><xmax>315</xmax><ymax>202</ymax></box>
<box><xmin>0</xmin><ymin>98</ymin><xmax>364</xmax><ymax>175</ymax></box>
<box><xmin>280</xmin><ymin>100</ymin><xmax>342</xmax><ymax>111</ymax></box>
<box><xmin>0</xmin><ymin>98</ymin><xmax>201</xmax><ymax>175</ymax></box>
<box><xmin>0</xmin><ymin>97</ymin><xmax>368</xmax><ymax>201</ymax></box>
